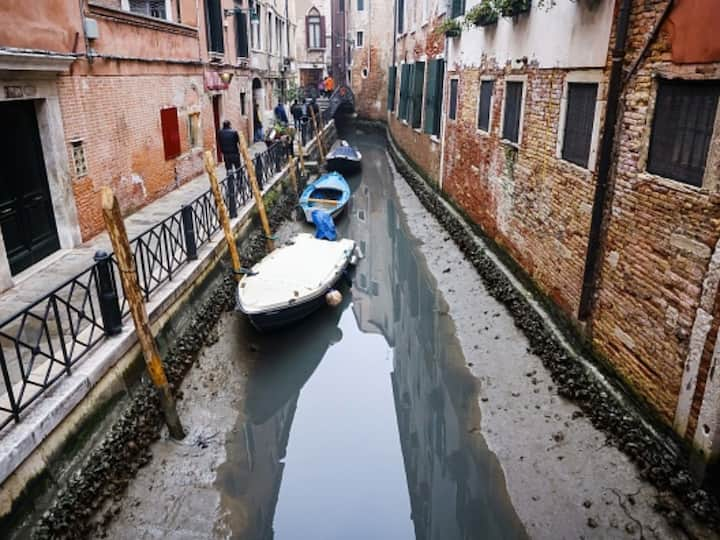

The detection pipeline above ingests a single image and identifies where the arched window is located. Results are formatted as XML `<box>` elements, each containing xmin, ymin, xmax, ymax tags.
<box><xmin>306</xmin><ymin>7</ymin><xmax>326</xmax><ymax>49</ymax></box>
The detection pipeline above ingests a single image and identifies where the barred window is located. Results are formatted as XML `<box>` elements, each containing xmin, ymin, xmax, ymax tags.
<box><xmin>502</xmin><ymin>81</ymin><xmax>523</xmax><ymax>144</ymax></box>
<box><xmin>562</xmin><ymin>83</ymin><xmax>598</xmax><ymax>168</ymax></box>
<box><xmin>477</xmin><ymin>80</ymin><xmax>493</xmax><ymax>132</ymax></box>
<box><xmin>648</xmin><ymin>79</ymin><xmax>720</xmax><ymax>187</ymax></box>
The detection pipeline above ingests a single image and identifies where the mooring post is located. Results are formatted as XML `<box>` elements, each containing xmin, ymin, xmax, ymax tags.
<box><xmin>238</xmin><ymin>133</ymin><xmax>275</xmax><ymax>253</ymax></box>
<box><xmin>100</xmin><ymin>187</ymin><xmax>185</xmax><ymax>440</ymax></box>
<box><xmin>309</xmin><ymin>106</ymin><xmax>325</xmax><ymax>164</ymax></box>
<box><xmin>180</xmin><ymin>204</ymin><xmax>198</xmax><ymax>261</ymax></box>
<box><xmin>93</xmin><ymin>250</ymin><xmax>122</xmax><ymax>336</ymax></box>
<box><xmin>203</xmin><ymin>151</ymin><xmax>243</xmax><ymax>281</ymax></box>
<box><xmin>287</xmin><ymin>155</ymin><xmax>298</xmax><ymax>195</ymax></box>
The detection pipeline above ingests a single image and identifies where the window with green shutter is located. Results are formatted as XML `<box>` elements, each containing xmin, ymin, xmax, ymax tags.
<box><xmin>451</xmin><ymin>0</ymin><xmax>466</xmax><ymax>18</ymax></box>
<box><xmin>424</xmin><ymin>58</ymin><xmax>444</xmax><ymax>136</ymax></box>
<box><xmin>399</xmin><ymin>63</ymin><xmax>411</xmax><ymax>120</ymax></box>
<box><xmin>410</xmin><ymin>62</ymin><xmax>425</xmax><ymax>128</ymax></box>
<box><xmin>387</xmin><ymin>66</ymin><xmax>397</xmax><ymax>112</ymax></box>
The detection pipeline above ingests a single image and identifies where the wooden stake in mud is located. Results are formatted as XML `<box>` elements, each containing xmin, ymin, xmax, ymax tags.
<box><xmin>237</xmin><ymin>132</ymin><xmax>275</xmax><ymax>252</ymax></box>
<box><xmin>287</xmin><ymin>155</ymin><xmax>298</xmax><ymax>195</ymax></box>
<box><xmin>309</xmin><ymin>106</ymin><xmax>325</xmax><ymax>163</ymax></box>
<box><xmin>203</xmin><ymin>151</ymin><xmax>243</xmax><ymax>282</ymax></box>
<box><xmin>298</xmin><ymin>140</ymin><xmax>306</xmax><ymax>178</ymax></box>
<box><xmin>100</xmin><ymin>187</ymin><xmax>185</xmax><ymax>440</ymax></box>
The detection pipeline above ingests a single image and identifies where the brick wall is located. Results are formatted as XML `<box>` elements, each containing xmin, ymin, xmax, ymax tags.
<box><xmin>591</xmin><ymin>0</ymin><xmax>720</xmax><ymax>428</ymax></box>
<box><xmin>58</xmin><ymin>72</ymin><xmax>214</xmax><ymax>240</ymax></box>
<box><xmin>351</xmin><ymin>45</ymin><xmax>387</xmax><ymax>120</ymax></box>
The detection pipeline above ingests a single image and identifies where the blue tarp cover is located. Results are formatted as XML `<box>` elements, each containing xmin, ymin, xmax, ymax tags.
<box><xmin>312</xmin><ymin>210</ymin><xmax>337</xmax><ymax>241</ymax></box>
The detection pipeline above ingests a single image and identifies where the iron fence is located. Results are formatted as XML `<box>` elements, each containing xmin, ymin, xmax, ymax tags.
<box><xmin>0</xmin><ymin>142</ymin><xmax>291</xmax><ymax>431</ymax></box>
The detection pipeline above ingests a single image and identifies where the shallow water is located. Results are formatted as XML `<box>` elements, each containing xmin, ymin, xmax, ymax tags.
<box><xmin>214</xmin><ymin>128</ymin><xmax>527</xmax><ymax>540</ymax></box>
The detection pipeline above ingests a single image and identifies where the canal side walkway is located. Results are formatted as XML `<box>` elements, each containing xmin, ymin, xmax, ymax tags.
<box><xmin>0</xmin><ymin>125</ymin><xmax>333</xmax><ymax>517</ymax></box>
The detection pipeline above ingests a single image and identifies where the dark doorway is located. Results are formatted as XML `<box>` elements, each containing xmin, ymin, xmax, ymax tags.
<box><xmin>212</xmin><ymin>94</ymin><xmax>222</xmax><ymax>162</ymax></box>
<box><xmin>0</xmin><ymin>100</ymin><xmax>59</xmax><ymax>275</ymax></box>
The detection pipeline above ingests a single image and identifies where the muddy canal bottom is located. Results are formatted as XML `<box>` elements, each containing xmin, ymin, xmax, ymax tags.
<box><xmin>211</xmin><ymin>130</ymin><xmax>525</xmax><ymax>539</ymax></box>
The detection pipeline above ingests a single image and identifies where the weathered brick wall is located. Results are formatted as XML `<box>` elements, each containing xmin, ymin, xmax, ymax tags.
<box><xmin>442</xmin><ymin>63</ymin><xmax>599</xmax><ymax>318</ymax></box>
<box><xmin>58</xmin><ymin>72</ymin><xmax>214</xmax><ymax>240</ymax></box>
<box><xmin>591</xmin><ymin>0</ymin><xmax>720</xmax><ymax>428</ymax></box>
<box><xmin>351</xmin><ymin>45</ymin><xmax>387</xmax><ymax>120</ymax></box>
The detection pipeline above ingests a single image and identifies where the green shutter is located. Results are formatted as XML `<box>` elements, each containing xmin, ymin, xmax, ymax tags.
<box><xmin>412</xmin><ymin>61</ymin><xmax>425</xmax><ymax>128</ymax></box>
<box><xmin>424</xmin><ymin>61</ymin><xmax>437</xmax><ymax>134</ymax></box>
<box><xmin>399</xmin><ymin>63</ymin><xmax>411</xmax><ymax>120</ymax></box>
<box><xmin>387</xmin><ymin>66</ymin><xmax>397</xmax><ymax>111</ymax></box>
<box><xmin>451</xmin><ymin>0</ymin><xmax>466</xmax><ymax>18</ymax></box>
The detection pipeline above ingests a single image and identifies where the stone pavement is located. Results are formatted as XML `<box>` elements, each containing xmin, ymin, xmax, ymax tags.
<box><xmin>0</xmin><ymin>141</ymin><xmax>267</xmax><ymax>324</ymax></box>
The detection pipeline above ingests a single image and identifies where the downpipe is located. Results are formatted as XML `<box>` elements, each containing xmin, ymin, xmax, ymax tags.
<box><xmin>577</xmin><ymin>0</ymin><xmax>633</xmax><ymax>321</ymax></box>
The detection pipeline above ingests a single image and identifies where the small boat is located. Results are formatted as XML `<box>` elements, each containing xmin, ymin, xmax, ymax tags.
<box><xmin>299</xmin><ymin>172</ymin><xmax>350</xmax><ymax>223</ymax></box>
<box><xmin>236</xmin><ymin>233</ymin><xmax>358</xmax><ymax>331</ymax></box>
<box><xmin>326</xmin><ymin>139</ymin><xmax>362</xmax><ymax>173</ymax></box>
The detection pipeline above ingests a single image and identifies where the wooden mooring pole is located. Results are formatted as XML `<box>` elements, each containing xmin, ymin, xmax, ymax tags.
<box><xmin>288</xmin><ymin>155</ymin><xmax>298</xmax><ymax>195</ymax></box>
<box><xmin>238</xmin><ymin>133</ymin><xmax>275</xmax><ymax>252</ymax></box>
<box><xmin>100</xmin><ymin>187</ymin><xmax>185</xmax><ymax>440</ymax></box>
<box><xmin>309</xmin><ymin>106</ymin><xmax>325</xmax><ymax>164</ymax></box>
<box><xmin>203</xmin><ymin>151</ymin><xmax>244</xmax><ymax>282</ymax></box>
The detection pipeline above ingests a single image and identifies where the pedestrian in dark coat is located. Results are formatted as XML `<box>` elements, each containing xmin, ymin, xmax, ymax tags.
<box><xmin>218</xmin><ymin>120</ymin><xmax>241</xmax><ymax>173</ymax></box>
<box><xmin>291</xmin><ymin>99</ymin><xmax>303</xmax><ymax>130</ymax></box>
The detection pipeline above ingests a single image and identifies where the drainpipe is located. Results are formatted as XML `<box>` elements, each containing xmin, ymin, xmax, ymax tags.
<box><xmin>577</xmin><ymin>0</ymin><xmax>633</xmax><ymax>320</ymax></box>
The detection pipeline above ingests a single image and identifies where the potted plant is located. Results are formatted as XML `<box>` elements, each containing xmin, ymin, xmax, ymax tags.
<box><xmin>496</xmin><ymin>0</ymin><xmax>531</xmax><ymax>17</ymax></box>
<box><xmin>435</xmin><ymin>18</ymin><xmax>463</xmax><ymax>38</ymax></box>
<box><xmin>465</xmin><ymin>0</ymin><xmax>499</xmax><ymax>27</ymax></box>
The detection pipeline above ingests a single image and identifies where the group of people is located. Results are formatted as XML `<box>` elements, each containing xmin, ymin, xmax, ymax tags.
<box><xmin>318</xmin><ymin>75</ymin><xmax>334</xmax><ymax>97</ymax></box>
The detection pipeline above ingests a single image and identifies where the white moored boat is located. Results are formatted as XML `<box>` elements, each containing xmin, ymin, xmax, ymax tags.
<box><xmin>236</xmin><ymin>234</ymin><xmax>358</xmax><ymax>331</ymax></box>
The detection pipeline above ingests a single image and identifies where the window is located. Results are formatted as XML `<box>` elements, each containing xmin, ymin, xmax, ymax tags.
<box><xmin>387</xmin><ymin>65</ymin><xmax>397</xmax><ymax>111</ymax></box>
<box><xmin>251</xmin><ymin>13</ymin><xmax>260</xmax><ymax>49</ymax></box>
<box><xmin>240</xmin><ymin>92</ymin><xmax>247</xmax><ymax>115</ymax></box>
<box><xmin>410</xmin><ymin>61</ymin><xmax>425</xmax><ymax>129</ymax></box>
<box><xmin>561</xmin><ymin>83</ymin><xmax>598</xmax><ymax>168</ymax></box>
<box><xmin>648</xmin><ymin>79</ymin><xmax>720</xmax><ymax>187</ymax></box>
<box><xmin>502</xmin><ymin>81</ymin><xmax>523</xmax><ymax>144</ymax></box>
<box><xmin>129</xmin><ymin>0</ymin><xmax>167</xmax><ymax>19</ymax></box>
<box><xmin>357</xmin><ymin>0</ymin><xmax>365</xmax><ymax>10</ymax></box>
<box><xmin>160</xmin><ymin>107</ymin><xmax>181</xmax><ymax>160</ymax></box>
<box><xmin>450</xmin><ymin>0</ymin><xmax>466</xmax><ymax>18</ymax></box>
<box><xmin>477</xmin><ymin>80</ymin><xmax>493</xmax><ymax>132</ymax></box>
<box><xmin>205</xmin><ymin>0</ymin><xmax>224</xmax><ymax>54</ymax></box>
<box><xmin>188</xmin><ymin>113</ymin><xmax>201</xmax><ymax>148</ymax></box>
<box><xmin>397</xmin><ymin>0</ymin><xmax>405</xmax><ymax>33</ymax></box>
<box><xmin>449</xmin><ymin>79</ymin><xmax>458</xmax><ymax>120</ymax></box>
<box><xmin>424</xmin><ymin>58</ymin><xmax>444</xmax><ymax>136</ymax></box>
<box><xmin>235</xmin><ymin>11</ymin><xmax>249</xmax><ymax>58</ymax></box>
<box><xmin>71</xmin><ymin>140</ymin><xmax>87</xmax><ymax>177</ymax></box>
<box><xmin>399</xmin><ymin>63</ymin><xmax>412</xmax><ymax>120</ymax></box>
<box><xmin>307</xmin><ymin>9</ymin><xmax>325</xmax><ymax>49</ymax></box>
<box><xmin>339</xmin><ymin>0</ymin><xmax>345</xmax><ymax>12</ymax></box>
<box><xmin>356</xmin><ymin>31</ymin><xmax>364</xmax><ymax>47</ymax></box>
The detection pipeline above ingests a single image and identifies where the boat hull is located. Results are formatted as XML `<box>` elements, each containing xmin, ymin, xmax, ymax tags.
<box><xmin>326</xmin><ymin>157</ymin><xmax>361</xmax><ymax>174</ymax></box>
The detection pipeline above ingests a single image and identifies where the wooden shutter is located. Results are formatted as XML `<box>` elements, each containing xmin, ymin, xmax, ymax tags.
<box><xmin>319</xmin><ymin>16</ymin><xmax>326</xmax><ymax>48</ymax></box>
<box><xmin>477</xmin><ymin>80</ymin><xmax>493</xmax><ymax>131</ymax></box>
<box><xmin>160</xmin><ymin>107</ymin><xmax>181</xmax><ymax>160</ymax></box>
<box><xmin>502</xmin><ymin>81</ymin><xmax>523</xmax><ymax>143</ymax></box>
<box><xmin>397</xmin><ymin>0</ymin><xmax>404</xmax><ymax>33</ymax></box>
<box><xmin>305</xmin><ymin>16</ymin><xmax>310</xmax><ymax>48</ymax></box>
<box><xmin>236</xmin><ymin>12</ymin><xmax>249</xmax><ymax>58</ymax></box>
<box><xmin>562</xmin><ymin>83</ymin><xmax>597</xmax><ymax>168</ymax></box>
<box><xmin>449</xmin><ymin>79</ymin><xmax>458</xmax><ymax>120</ymax></box>
<box><xmin>206</xmin><ymin>0</ymin><xmax>224</xmax><ymax>53</ymax></box>
<box><xmin>387</xmin><ymin>66</ymin><xmax>397</xmax><ymax>111</ymax></box>
<box><xmin>412</xmin><ymin>61</ymin><xmax>425</xmax><ymax>128</ymax></box>
<box><xmin>424</xmin><ymin>61</ymin><xmax>436</xmax><ymax>134</ymax></box>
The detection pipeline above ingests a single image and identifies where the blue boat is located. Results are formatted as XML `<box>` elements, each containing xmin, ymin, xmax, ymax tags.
<box><xmin>299</xmin><ymin>172</ymin><xmax>351</xmax><ymax>223</ymax></box>
<box><xmin>326</xmin><ymin>139</ymin><xmax>362</xmax><ymax>174</ymax></box>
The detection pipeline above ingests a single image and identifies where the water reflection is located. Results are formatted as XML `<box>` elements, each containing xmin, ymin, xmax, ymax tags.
<box><xmin>214</xmin><ymin>129</ymin><xmax>526</xmax><ymax>539</ymax></box>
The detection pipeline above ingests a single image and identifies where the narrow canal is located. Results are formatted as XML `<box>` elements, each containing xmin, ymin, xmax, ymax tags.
<box><xmin>212</xmin><ymin>126</ymin><xmax>527</xmax><ymax>539</ymax></box>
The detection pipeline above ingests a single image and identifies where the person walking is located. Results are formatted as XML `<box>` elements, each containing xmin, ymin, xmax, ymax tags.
<box><xmin>253</xmin><ymin>104</ymin><xmax>263</xmax><ymax>143</ymax></box>
<box><xmin>218</xmin><ymin>120</ymin><xmax>242</xmax><ymax>176</ymax></box>
<box><xmin>291</xmin><ymin>99</ymin><xmax>303</xmax><ymax>131</ymax></box>
<box><xmin>274</xmin><ymin>101</ymin><xmax>288</xmax><ymax>125</ymax></box>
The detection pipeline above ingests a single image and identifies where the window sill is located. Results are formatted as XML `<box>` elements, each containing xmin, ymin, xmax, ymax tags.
<box><xmin>413</xmin><ymin>127</ymin><xmax>422</xmax><ymax>133</ymax></box>
<box><xmin>638</xmin><ymin>170</ymin><xmax>708</xmax><ymax>195</ymax></box>
<box><xmin>307</xmin><ymin>47</ymin><xmax>326</xmax><ymax>52</ymax></box>
<box><xmin>501</xmin><ymin>139</ymin><xmax>520</xmax><ymax>150</ymax></box>
<box><xmin>557</xmin><ymin>156</ymin><xmax>593</xmax><ymax>176</ymax></box>
<box><xmin>476</xmin><ymin>128</ymin><xmax>491</xmax><ymax>136</ymax></box>
<box><xmin>430</xmin><ymin>135</ymin><xmax>441</xmax><ymax>144</ymax></box>
<box><xmin>87</xmin><ymin>3</ymin><xmax>197</xmax><ymax>36</ymax></box>
<box><xmin>421</xmin><ymin>20</ymin><xmax>429</xmax><ymax>28</ymax></box>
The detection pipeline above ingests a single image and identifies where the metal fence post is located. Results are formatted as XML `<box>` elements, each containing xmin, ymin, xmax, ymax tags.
<box><xmin>93</xmin><ymin>250</ymin><xmax>123</xmax><ymax>336</ymax></box>
<box><xmin>181</xmin><ymin>204</ymin><xmax>198</xmax><ymax>261</ymax></box>
<box><xmin>227</xmin><ymin>168</ymin><xmax>238</xmax><ymax>219</ymax></box>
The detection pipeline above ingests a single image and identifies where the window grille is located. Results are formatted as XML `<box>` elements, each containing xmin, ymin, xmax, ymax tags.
<box><xmin>562</xmin><ymin>83</ymin><xmax>598</xmax><ymax>168</ymax></box>
<box><xmin>648</xmin><ymin>79</ymin><xmax>720</xmax><ymax>187</ymax></box>
<box><xmin>477</xmin><ymin>80</ymin><xmax>493</xmax><ymax>132</ymax></box>
<box><xmin>71</xmin><ymin>140</ymin><xmax>87</xmax><ymax>177</ymax></box>
<box><xmin>503</xmin><ymin>81</ymin><xmax>523</xmax><ymax>144</ymax></box>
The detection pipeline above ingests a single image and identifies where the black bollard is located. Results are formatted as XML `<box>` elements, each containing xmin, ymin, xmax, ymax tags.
<box><xmin>181</xmin><ymin>205</ymin><xmax>198</xmax><ymax>261</ymax></box>
<box><xmin>93</xmin><ymin>250</ymin><xmax>123</xmax><ymax>336</ymax></box>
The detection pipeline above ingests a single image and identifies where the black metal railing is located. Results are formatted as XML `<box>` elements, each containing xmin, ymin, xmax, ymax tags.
<box><xmin>0</xmin><ymin>142</ymin><xmax>293</xmax><ymax>431</ymax></box>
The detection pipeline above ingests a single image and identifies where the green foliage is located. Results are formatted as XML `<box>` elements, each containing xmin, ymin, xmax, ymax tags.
<box><xmin>495</xmin><ymin>0</ymin><xmax>530</xmax><ymax>17</ymax></box>
<box><xmin>464</xmin><ymin>0</ymin><xmax>499</xmax><ymax>26</ymax></box>
<box><xmin>434</xmin><ymin>18</ymin><xmax>463</xmax><ymax>37</ymax></box>
<box><xmin>274</xmin><ymin>80</ymin><xmax>301</xmax><ymax>103</ymax></box>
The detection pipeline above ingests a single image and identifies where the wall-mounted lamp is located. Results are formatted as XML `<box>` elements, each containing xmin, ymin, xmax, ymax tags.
<box><xmin>220</xmin><ymin>71</ymin><xmax>234</xmax><ymax>85</ymax></box>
